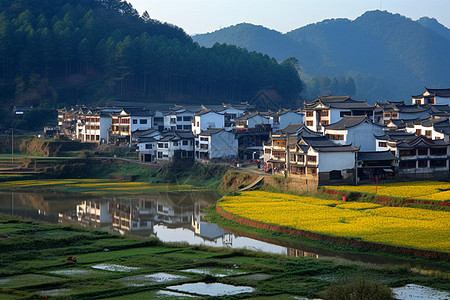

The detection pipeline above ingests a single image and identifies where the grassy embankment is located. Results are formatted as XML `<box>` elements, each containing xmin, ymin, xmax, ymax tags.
<box><xmin>1</xmin><ymin>214</ymin><xmax>449</xmax><ymax>299</ymax></box>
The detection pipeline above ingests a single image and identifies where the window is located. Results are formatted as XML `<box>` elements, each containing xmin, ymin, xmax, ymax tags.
<box><xmin>425</xmin><ymin>130</ymin><xmax>432</xmax><ymax>137</ymax></box>
<box><xmin>418</xmin><ymin>148</ymin><xmax>428</xmax><ymax>156</ymax></box>
<box><xmin>307</xmin><ymin>167</ymin><xmax>317</xmax><ymax>175</ymax></box>
<box><xmin>183</xmin><ymin>125</ymin><xmax>191</xmax><ymax>130</ymax></box>
<box><xmin>177</xmin><ymin>116</ymin><xmax>182</xmax><ymax>121</ymax></box>
<box><xmin>182</xmin><ymin>140</ymin><xmax>189</xmax><ymax>146</ymax></box>
<box><xmin>200</xmin><ymin>137</ymin><xmax>209</xmax><ymax>142</ymax></box>
<box><xmin>378</xmin><ymin>142</ymin><xmax>387</xmax><ymax>147</ymax></box>
<box><xmin>177</xmin><ymin>125</ymin><xmax>183</xmax><ymax>130</ymax></box>
<box><xmin>196</xmin><ymin>122</ymin><xmax>200</xmax><ymax>127</ymax></box>
<box><xmin>384</xmin><ymin>113</ymin><xmax>391</xmax><ymax>118</ymax></box>
<box><xmin>306</xmin><ymin>111</ymin><xmax>314</xmax><ymax>117</ymax></box>
<box><xmin>392</xmin><ymin>113</ymin><xmax>398</xmax><ymax>118</ymax></box>
<box><xmin>307</xmin><ymin>156</ymin><xmax>317</xmax><ymax>163</ymax></box>
<box><xmin>173</xmin><ymin>142</ymin><xmax>178</xmax><ymax>146</ymax></box>
<box><xmin>154</xmin><ymin>117</ymin><xmax>163</xmax><ymax>123</ymax></box>
<box><xmin>140</xmin><ymin>119</ymin><xmax>147</xmax><ymax>124</ymax></box>
<box><xmin>416</xmin><ymin>129</ymin><xmax>422</xmax><ymax>136</ymax></box>
<box><xmin>145</xmin><ymin>144</ymin><xmax>152</xmax><ymax>149</ymax></box>
<box><xmin>320</xmin><ymin>110</ymin><xmax>329</xmax><ymax>117</ymax></box>
<box><xmin>158</xmin><ymin>143</ymin><xmax>164</xmax><ymax>148</ymax></box>
<box><xmin>157</xmin><ymin>152</ymin><xmax>162</xmax><ymax>158</ymax></box>
<box><xmin>328</xmin><ymin>134</ymin><xmax>344</xmax><ymax>141</ymax></box>
<box><xmin>399</xmin><ymin>149</ymin><xmax>415</xmax><ymax>157</ymax></box>
<box><xmin>400</xmin><ymin>160</ymin><xmax>415</xmax><ymax>169</ymax></box>
<box><xmin>430</xmin><ymin>148</ymin><xmax>447</xmax><ymax>156</ymax></box>
<box><xmin>306</xmin><ymin>120</ymin><xmax>313</xmax><ymax>127</ymax></box>
<box><xmin>170</xmin><ymin>118</ymin><xmax>176</xmax><ymax>124</ymax></box>
<box><xmin>321</xmin><ymin>120</ymin><xmax>329</xmax><ymax>125</ymax></box>
<box><xmin>418</xmin><ymin>160</ymin><xmax>427</xmax><ymax>168</ymax></box>
<box><xmin>133</xmin><ymin>119</ymin><xmax>138</xmax><ymax>124</ymax></box>
<box><xmin>265</xmin><ymin>149</ymin><xmax>271</xmax><ymax>154</ymax></box>
<box><xmin>164</xmin><ymin>143</ymin><xmax>168</xmax><ymax>148</ymax></box>
<box><xmin>430</xmin><ymin>159</ymin><xmax>446</xmax><ymax>168</ymax></box>
<box><xmin>183</xmin><ymin>116</ymin><xmax>191</xmax><ymax>121</ymax></box>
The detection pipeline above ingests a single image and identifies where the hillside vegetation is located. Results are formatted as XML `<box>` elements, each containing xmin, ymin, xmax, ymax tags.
<box><xmin>0</xmin><ymin>0</ymin><xmax>302</xmax><ymax>126</ymax></box>
<box><xmin>194</xmin><ymin>10</ymin><xmax>450</xmax><ymax>103</ymax></box>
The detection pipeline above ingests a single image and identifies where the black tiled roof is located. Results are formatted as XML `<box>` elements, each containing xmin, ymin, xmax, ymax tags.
<box><xmin>304</xmin><ymin>95</ymin><xmax>373</xmax><ymax>110</ymax></box>
<box><xmin>199</xmin><ymin>128</ymin><xmax>226</xmax><ymax>136</ymax></box>
<box><xmin>358</xmin><ymin>151</ymin><xmax>396</xmax><ymax>161</ymax></box>
<box><xmin>324</xmin><ymin>115</ymin><xmax>371</xmax><ymax>130</ymax></box>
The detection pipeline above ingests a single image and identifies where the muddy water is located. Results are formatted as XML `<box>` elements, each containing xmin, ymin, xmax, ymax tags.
<box><xmin>0</xmin><ymin>190</ymin><xmax>447</xmax><ymax>273</ymax></box>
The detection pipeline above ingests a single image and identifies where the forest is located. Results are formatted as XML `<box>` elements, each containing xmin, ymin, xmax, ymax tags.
<box><xmin>0</xmin><ymin>0</ymin><xmax>303</xmax><ymax>113</ymax></box>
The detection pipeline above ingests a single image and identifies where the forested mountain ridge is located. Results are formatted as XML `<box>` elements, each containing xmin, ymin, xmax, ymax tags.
<box><xmin>0</xmin><ymin>0</ymin><xmax>302</xmax><ymax>113</ymax></box>
<box><xmin>194</xmin><ymin>10</ymin><xmax>450</xmax><ymax>103</ymax></box>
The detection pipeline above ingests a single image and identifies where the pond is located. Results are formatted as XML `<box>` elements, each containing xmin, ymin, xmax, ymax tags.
<box><xmin>0</xmin><ymin>190</ymin><xmax>446</xmax><ymax>273</ymax></box>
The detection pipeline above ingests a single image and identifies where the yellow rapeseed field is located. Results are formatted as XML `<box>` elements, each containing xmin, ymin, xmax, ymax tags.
<box><xmin>324</xmin><ymin>181</ymin><xmax>450</xmax><ymax>200</ymax></box>
<box><xmin>219</xmin><ymin>191</ymin><xmax>450</xmax><ymax>252</ymax></box>
<box><xmin>0</xmin><ymin>179</ymin><xmax>196</xmax><ymax>194</ymax></box>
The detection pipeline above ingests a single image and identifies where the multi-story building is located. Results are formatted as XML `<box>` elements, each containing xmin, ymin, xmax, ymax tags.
<box><xmin>304</xmin><ymin>95</ymin><xmax>374</xmax><ymax>132</ymax></box>
<box><xmin>195</xmin><ymin>128</ymin><xmax>238</xmax><ymax>162</ymax></box>
<box><xmin>412</xmin><ymin>88</ymin><xmax>450</xmax><ymax>105</ymax></box>
<box><xmin>156</xmin><ymin>131</ymin><xmax>195</xmax><ymax>162</ymax></box>
<box><xmin>324</xmin><ymin>115</ymin><xmax>385</xmax><ymax>151</ymax></box>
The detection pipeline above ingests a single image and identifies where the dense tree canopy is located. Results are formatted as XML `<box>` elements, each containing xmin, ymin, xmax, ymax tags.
<box><xmin>0</xmin><ymin>0</ymin><xmax>303</xmax><ymax>108</ymax></box>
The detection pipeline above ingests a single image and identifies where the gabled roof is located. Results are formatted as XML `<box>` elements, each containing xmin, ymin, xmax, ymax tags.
<box><xmin>236</xmin><ymin>113</ymin><xmax>268</xmax><ymax>120</ymax></box>
<box><xmin>159</xmin><ymin>131</ymin><xmax>194</xmax><ymax>142</ymax></box>
<box><xmin>425</xmin><ymin>88</ymin><xmax>450</xmax><ymax>98</ymax></box>
<box><xmin>374</xmin><ymin>131</ymin><xmax>417</xmax><ymax>142</ymax></box>
<box><xmin>396</xmin><ymin>135</ymin><xmax>449</xmax><ymax>149</ymax></box>
<box><xmin>304</xmin><ymin>95</ymin><xmax>374</xmax><ymax>110</ymax></box>
<box><xmin>299</xmin><ymin>136</ymin><xmax>336</xmax><ymax>147</ymax></box>
<box><xmin>324</xmin><ymin>115</ymin><xmax>376</xmax><ymax>130</ymax></box>
<box><xmin>358</xmin><ymin>151</ymin><xmax>396</xmax><ymax>161</ymax></box>
<box><xmin>199</xmin><ymin>128</ymin><xmax>227</xmax><ymax>136</ymax></box>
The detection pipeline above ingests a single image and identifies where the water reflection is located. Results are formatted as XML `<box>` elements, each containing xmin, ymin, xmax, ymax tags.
<box><xmin>0</xmin><ymin>190</ymin><xmax>446</xmax><ymax>273</ymax></box>
<box><xmin>0</xmin><ymin>190</ymin><xmax>299</xmax><ymax>256</ymax></box>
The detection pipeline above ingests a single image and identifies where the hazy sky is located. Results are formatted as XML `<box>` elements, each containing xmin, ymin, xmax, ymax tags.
<box><xmin>128</xmin><ymin>0</ymin><xmax>450</xmax><ymax>35</ymax></box>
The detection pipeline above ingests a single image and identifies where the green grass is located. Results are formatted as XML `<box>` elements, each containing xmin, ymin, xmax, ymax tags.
<box><xmin>0</xmin><ymin>215</ymin><xmax>449</xmax><ymax>299</ymax></box>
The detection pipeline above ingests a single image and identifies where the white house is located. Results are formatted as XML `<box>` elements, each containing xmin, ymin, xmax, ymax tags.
<box><xmin>164</xmin><ymin>105</ymin><xmax>201</xmax><ymax>131</ymax></box>
<box><xmin>137</xmin><ymin>129</ymin><xmax>161</xmax><ymax>162</ymax></box>
<box><xmin>304</xmin><ymin>95</ymin><xmax>374</xmax><ymax>132</ymax></box>
<box><xmin>156</xmin><ymin>131</ymin><xmax>195</xmax><ymax>163</ymax></box>
<box><xmin>405</xmin><ymin>117</ymin><xmax>450</xmax><ymax>141</ymax></box>
<box><xmin>266</xmin><ymin>135</ymin><xmax>359</xmax><ymax>185</ymax></box>
<box><xmin>324</xmin><ymin>115</ymin><xmax>385</xmax><ymax>151</ymax></box>
<box><xmin>236</xmin><ymin>113</ymin><xmax>272</xmax><ymax>131</ymax></box>
<box><xmin>196</xmin><ymin>128</ymin><xmax>238</xmax><ymax>162</ymax></box>
<box><xmin>192</xmin><ymin>110</ymin><xmax>225</xmax><ymax>135</ymax></box>
<box><xmin>264</xmin><ymin>109</ymin><xmax>304</xmax><ymax>132</ymax></box>
<box><xmin>110</xmin><ymin>108</ymin><xmax>154</xmax><ymax>144</ymax></box>
<box><xmin>412</xmin><ymin>88</ymin><xmax>450</xmax><ymax>105</ymax></box>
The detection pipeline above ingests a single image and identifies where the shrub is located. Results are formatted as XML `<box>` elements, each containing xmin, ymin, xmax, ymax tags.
<box><xmin>323</xmin><ymin>277</ymin><xmax>394</xmax><ymax>300</ymax></box>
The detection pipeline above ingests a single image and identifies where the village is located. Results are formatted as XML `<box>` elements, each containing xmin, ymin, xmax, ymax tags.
<box><xmin>51</xmin><ymin>87</ymin><xmax>450</xmax><ymax>186</ymax></box>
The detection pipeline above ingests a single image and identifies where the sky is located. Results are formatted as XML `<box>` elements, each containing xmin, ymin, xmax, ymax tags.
<box><xmin>128</xmin><ymin>0</ymin><xmax>450</xmax><ymax>35</ymax></box>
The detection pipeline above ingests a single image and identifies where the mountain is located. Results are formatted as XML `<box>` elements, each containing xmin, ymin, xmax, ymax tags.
<box><xmin>0</xmin><ymin>0</ymin><xmax>302</xmax><ymax>117</ymax></box>
<box><xmin>193</xmin><ymin>10</ymin><xmax>450</xmax><ymax>103</ymax></box>
<box><xmin>418</xmin><ymin>17</ymin><xmax>450</xmax><ymax>41</ymax></box>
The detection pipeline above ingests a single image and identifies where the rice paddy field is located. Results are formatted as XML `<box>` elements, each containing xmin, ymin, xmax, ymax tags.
<box><xmin>218</xmin><ymin>191</ymin><xmax>450</xmax><ymax>253</ymax></box>
<box><xmin>324</xmin><ymin>181</ymin><xmax>450</xmax><ymax>201</ymax></box>
<box><xmin>1</xmin><ymin>214</ymin><xmax>449</xmax><ymax>299</ymax></box>
<box><xmin>0</xmin><ymin>179</ymin><xmax>200</xmax><ymax>194</ymax></box>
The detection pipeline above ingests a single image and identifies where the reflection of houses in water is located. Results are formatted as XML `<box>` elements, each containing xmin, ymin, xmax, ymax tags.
<box><xmin>192</xmin><ymin>200</ymin><xmax>229</xmax><ymax>244</ymax></box>
<box><xmin>286</xmin><ymin>247</ymin><xmax>319</xmax><ymax>259</ymax></box>
<box><xmin>76</xmin><ymin>201</ymin><xmax>112</xmax><ymax>227</ymax></box>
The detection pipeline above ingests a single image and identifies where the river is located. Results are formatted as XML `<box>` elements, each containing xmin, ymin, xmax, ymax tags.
<box><xmin>0</xmin><ymin>190</ymin><xmax>447</xmax><ymax>274</ymax></box>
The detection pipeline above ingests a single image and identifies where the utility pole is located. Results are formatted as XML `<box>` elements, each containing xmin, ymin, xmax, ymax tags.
<box><xmin>11</xmin><ymin>128</ymin><xmax>14</xmax><ymax>165</ymax></box>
